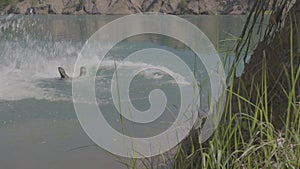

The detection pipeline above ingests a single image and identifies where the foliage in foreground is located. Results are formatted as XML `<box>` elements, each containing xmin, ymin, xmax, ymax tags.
<box><xmin>173</xmin><ymin>58</ymin><xmax>300</xmax><ymax>168</ymax></box>
<box><xmin>125</xmin><ymin>44</ymin><xmax>299</xmax><ymax>169</ymax></box>
<box><xmin>173</xmin><ymin>6</ymin><xmax>300</xmax><ymax>169</ymax></box>
<box><xmin>122</xmin><ymin>28</ymin><xmax>300</xmax><ymax>169</ymax></box>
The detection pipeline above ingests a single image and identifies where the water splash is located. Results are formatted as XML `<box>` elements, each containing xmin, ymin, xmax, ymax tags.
<box><xmin>0</xmin><ymin>15</ymin><xmax>189</xmax><ymax>102</ymax></box>
<box><xmin>0</xmin><ymin>15</ymin><xmax>80</xmax><ymax>101</ymax></box>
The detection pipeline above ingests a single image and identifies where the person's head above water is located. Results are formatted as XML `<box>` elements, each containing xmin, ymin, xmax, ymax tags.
<box><xmin>58</xmin><ymin>66</ymin><xmax>87</xmax><ymax>79</ymax></box>
<box><xmin>79</xmin><ymin>66</ymin><xmax>87</xmax><ymax>77</ymax></box>
<box><xmin>58</xmin><ymin>67</ymin><xmax>69</xmax><ymax>79</ymax></box>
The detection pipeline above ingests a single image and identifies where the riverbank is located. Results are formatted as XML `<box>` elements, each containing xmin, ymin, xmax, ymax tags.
<box><xmin>0</xmin><ymin>0</ymin><xmax>253</xmax><ymax>15</ymax></box>
<box><xmin>176</xmin><ymin>0</ymin><xmax>300</xmax><ymax>168</ymax></box>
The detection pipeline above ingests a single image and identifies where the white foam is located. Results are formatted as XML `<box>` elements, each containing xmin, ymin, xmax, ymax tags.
<box><xmin>0</xmin><ymin>58</ymin><xmax>191</xmax><ymax>101</ymax></box>
<box><xmin>0</xmin><ymin>38</ymin><xmax>79</xmax><ymax>101</ymax></box>
<box><xmin>0</xmin><ymin>17</ymin><xmax>191</xmax><ymax>101</ymax></box>
<box><xmin>98</xmin><ymin>59</ymin><xmax>191</xmax><ymax>85</ymax></box>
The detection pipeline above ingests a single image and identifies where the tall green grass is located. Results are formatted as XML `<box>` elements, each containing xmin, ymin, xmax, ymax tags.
<box><xmin>121</xmin><ymin>16</ymin><xmax>300</xmax><ymax>169</ymax></box>
<box><xmin>122</xmin><ymin>53</ymin><xmax>299</xmax><ymax>168</ymax></box>
<box><xmin>171</xmin><ymin>16</ymin><xmax>300</xmax><ymax>169</ymax></box>
<box><xmin>121</xmin><ymin>56</ymin><xmax>299</xmax><ymax>168</ymax></box>
<box><xmin>110</xmin><ymin>13</ymin><xmax>300</xmax><ymax>169</ymax></box>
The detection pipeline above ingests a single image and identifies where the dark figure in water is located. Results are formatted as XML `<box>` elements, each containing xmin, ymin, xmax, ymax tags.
<box><xmin>79</xmin><ymin>66</ymin><xmax>87</xmax><ymax>77</ymax></box>
<box><xmin>58</xmin><ymin>66</ymin><xmax>86</xmax><ymax>79</ymax></box>
<box><xmin>58</xmin><ymin>67</ymin><xmax>69</xmax><ymax>79</ymax></box>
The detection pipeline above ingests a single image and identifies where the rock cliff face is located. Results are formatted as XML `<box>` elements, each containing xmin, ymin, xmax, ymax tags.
<box><xmin>1</xmin><ymin>0</ymin><xmax>253</xmax><ymax>15</ymax></box>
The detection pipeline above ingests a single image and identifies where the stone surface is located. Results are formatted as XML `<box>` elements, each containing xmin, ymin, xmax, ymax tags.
<box><xmin>34</xmin><ymin>5</ymin><xmax>51</xmax><ymax>14</ymax></box>
<box><xmin>105</xmin><ymin>0</ymin><xmax>141</xmax><ymax>15</ymax></box>
<box><xmin>14</xmin><ymin>1</ymin><xmax>31</xmax><ymax>14</ymax></box>
<box><xmin>62</xmin><ymin>0</ymin><xmax>80</xmax><ymax>15</ymax></box>
<box><xmin>0</xmin><ymin>0</ymin><xmax>255</xmax><ymax>15</ymax></box>
<box><xmin>83</xmin><ymin>0</ymin><xmax>93</xmax><ymax>13</ymax></box>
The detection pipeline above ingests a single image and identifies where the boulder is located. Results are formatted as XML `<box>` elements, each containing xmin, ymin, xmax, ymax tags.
<box><xmin>141</xmin><ymin>0</ymin><xmax>161</xmax><ymax>13</ymax></box>
<box><xmin>25</xmin><ymin>7</ymin><xmax>36</xmax><ymax>15</ymax></box>
<box><xmin>48</xmin><ymin>4</ymin><xmax>58</xmax><ymax>14</ymax></box>
<box><xmin>159</xmin><ymin>0</ymin><xmax>176</xmax><ymax>14</ymax></box>
<box><xmin>62</xmin><ymin>0</ymin><xmax>81</xmax><ymax>14</ymax></box>
<box><xmin>140</xmin><ymin>0</ymin><xmax>180</xmax><ymax>14</ymax></box>
<box><xmin>130</xmin><ymin>0</ymin><xmax>143</xmax><ymax>10</ymax></box>
<box><xmin>83</xmin><ymin>0</ymin><xmax>101</xmax><ymax>14</ymax></box>
<box><xmin>188</xmin><ymin>0</ymin><xmax>200</xmax><ymax>14</ymax></box>
<box><xmin>219</xmin><ymin>0</ymin><xmax>248</xmax><ymax>15</ymax></box>
<box><xmin>74</xmin><ymin>9</ymin><xmax>87</xmax><ymax>15</ymax></box>
<box><xmin>14</xmin><ymin>0</ymin><xmax>31</xmax><ymax>14</ymax></box>
<box><xmin>230</xmin><ymin>5</ymin><xmax>246</xmax><ymax>15</ymax></box>
<box><xmin>105</xmin><ymin>0</ymin><xmax>140</xmax><ymax>15</ymax></box>
<box><xmin>35</xmin><ymin>5</ymin><xmax>50</xmax><ymax>14</ymax></box>
<box><xmin>94</xmin><ymin>0</ymin><xmax>110</xmax><ymax>14</ymax></box>
<box><xmin>14</xmin><ymin>7</ymin><xmax>21</xmax><ymax>14</ymax></box>
<box><xmin>83</xmin><ymin>0</ymin><xmax>93</xmax><ymax>13</ymax></box>
<box><xmin>45</xmin><ymin>0</ymin><xmax>64</xmax><ymax>14</ymax></box>
<box><xmin>2</xmin><ymin>5</ymin><xmax>14</xmax><ymax>14</ymax></box>
<box><xmin>168</xmin><ymin>0</ymin><xmax>181</xmax><ymax>11</ymax></box>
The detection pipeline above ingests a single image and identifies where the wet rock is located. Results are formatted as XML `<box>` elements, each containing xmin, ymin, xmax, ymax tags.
<box><xmin>230</xmin><ymin>5</ymin><xmax>247</xmax><ymax>15</ymax></box>
<box><xmin>140</xmin><ymin>0</ymin><xmax>175</xmax><ymax>13</ymax></box>
<box><xmin>25</xmin><ymin>7</ymin><xmax>36</xmax><ymax>15</ymax></box>
<box><xmin>105</xmin><ymin>0</ymin><xmax>140</xmax><ymax>15</ymax></box>
<box><xmin>48</xmin><ymin>4</ymin><xmax>58</xmax><ymax>14</ymax></box>
<box><xmin>74</xmin><ymin>9</ymin><xmax>87</xmax><ymax>15</ymax></box>
<box><xmin>14</xmin><ymin>0</ymin><xmax>31</xmax><ymax>14</ymax></box>
<box><xmin>35</xmin><ymin>5</ymin><xmax>50</xmax><ymax>14</ymax></box>
<box><xmin>93</xmin><ymin>0</ymin><xmax>110</xmax><ymax>14</ymax></box>
<box><xmin>2</xmin><ymin>5</ymin><xmax>14</xmax><ymax>14</ymax></box>
<box><xmin>141</xmin><ymin>0</ymin><xmax>162</xmax><ymax>13</ymax></box>
<box><xmin>168</xmin><ymin>0</ymin><xmax>181</xmax><ymax>11</ymax></box>
<box><xmin>83</xmin><ymin>0</ymin><xmax>101</xmax><ymax>14</ymax></box>
<box><xmin>14</xmin><ymin>8</ymin><xmax>21</xmax><ymax>14</ymax></box>
<box><xmin>16</xmin><ymin>2</ymin><xmax>59</xmax><ymax>15</ymax></box>
<box><xmin>219</xmin><ymin>0</ymin><xmax>248</xmax><ymax>15</ymax></box>
<box><xmin>62</xmin><ymin>0</ymin><xmax>81</xmax><ymax>14</ymax></box>
<box><xmin>62</xmin><ymin>7</ymin><xmax>75</xmax><ymax>14</ymax></box>
<box><xmin>178</xmin><ymin>0</ymin><xmax>204</xmax><ymax>15</ymax></box>
<box><xmin>91</xmin><ymin>5</ymin><xmax>100</xmax><ymax>14</ymax></box>
<box><xmin>159</xmin><ymin>0</ymin><xmax>179</xmax><ymax>14</ymax></box>
<box><xmin>83</xmin><ymin>0</ymin><xmax>93</xmax><ymax>13</ymax></box>
<box><xmin>47</xmin><ymin>0</ymin><xmax>64</xmax><ymax>14</ymax></box>
<box><xmin>186</xmin><ymin>0</ymin><xmax>200</xmax><ymax>14</ymax></box>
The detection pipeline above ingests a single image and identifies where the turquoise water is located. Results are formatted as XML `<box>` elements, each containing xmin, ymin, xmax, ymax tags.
<box><xmin>0</xmin><ymin>15</ymin><xmax>252</xmax><ymax>169</ymax></box>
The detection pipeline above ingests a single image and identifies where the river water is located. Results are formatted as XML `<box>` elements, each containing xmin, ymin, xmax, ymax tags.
<box><xmin>0</xmin><ymin>14</ymin><xmax>255</xmax><ymax>169</ymax></box>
